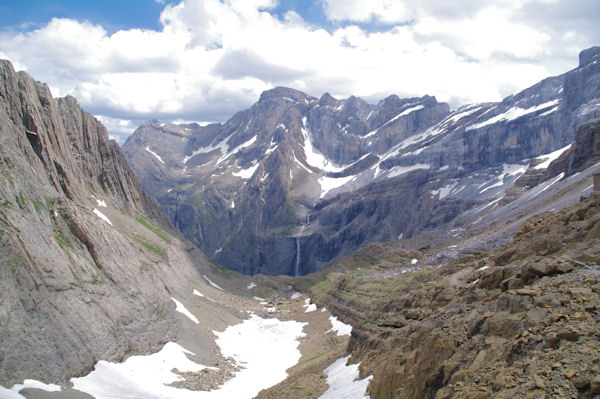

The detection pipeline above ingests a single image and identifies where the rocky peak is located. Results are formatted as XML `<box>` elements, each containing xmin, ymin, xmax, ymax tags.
<box><xmin>258</xmin><ymin>86</ymin><xmax>310</xmax><ymax>103</ymax></box>
<box><xmin>579</xmin><ymin>46</ymin><xmax>600</xmax><ymax>68</ymax></box>
<box><xmin>318</xmin><ymin>92</ymin><xmax>338</xmax><ymax>107</ymax></box>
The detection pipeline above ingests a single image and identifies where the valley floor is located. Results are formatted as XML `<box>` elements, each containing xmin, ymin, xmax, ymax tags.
<box><xmin>3</xmin><ymin>278</ymin><xmax>370</xmax><ymax>399</ymax></box>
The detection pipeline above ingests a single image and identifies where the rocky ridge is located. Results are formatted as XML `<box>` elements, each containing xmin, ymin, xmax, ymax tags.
<box><xmin>123</xmin><ymin>47</ymin><xmax>600</xmax><ymax>276</ymax></box>
<box><xmin>0</xmin><ymin>59</ymin><xmax>212</xmax><ymax>386</ymax></box>
<box><xmin>305</xmin><ymin>187</ymin><xmax>600</xmax><ymax>398</ymax></box>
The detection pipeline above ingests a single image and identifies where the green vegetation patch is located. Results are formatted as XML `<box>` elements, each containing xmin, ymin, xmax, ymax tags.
<box><xmin>54</xmin><ymin>232</ymin><xmax>73</xmax><ymax>249</ymax></box>
<box><xmin>15</xmin><ymin>191</ymin><xmax>26</xmax><ymax>208</ymax></box>
<box><xmin>135</xmin><ymin>237</ymin><xmax>167</xmax><ymax>258</ymax></box>
<box><xmin>297</xmin><ymin>349</ymin><xmax>333</xmax><ymax>366</ymax></box>
<box><xmin>0</xmin><ymin>197</ymin><xmax>13</xmax><ymax>209</ymax></box>
<box><xmin>135</xmin><ymin>215</ymin><xmax>172</xmax><ymax>244</ymax></box>
<box><xmin>30</xmin><ymin>198</ymin><xmax>41</xmax><ymax>213</ymax></box>
<box><xmin>210</xmin><ymin>261</ymin><xmax>233</xmax><ymax>279</ymax></box>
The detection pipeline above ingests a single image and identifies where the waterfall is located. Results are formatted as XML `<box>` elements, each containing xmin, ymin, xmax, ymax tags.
<box><xmin>294</xmin><ymin>203</ymin><xmax>315</xmax><ymax>277</ymax></box>
<box><xmin>567</xmin><ymin>151</ymin><xmax>575</xmax><ymax>174</ymax></box>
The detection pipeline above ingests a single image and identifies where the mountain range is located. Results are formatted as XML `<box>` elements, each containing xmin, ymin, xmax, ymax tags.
<box><xmin>123</xmin><ymin>46</ymin><xmax>600</xmax><ymax>276</ymax></box>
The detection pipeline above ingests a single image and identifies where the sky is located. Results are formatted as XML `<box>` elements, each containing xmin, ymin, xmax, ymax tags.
<box><xmin>0</xmin><ymin>0</ymin><xmax>598</xmax><ymax>143</ymax></box>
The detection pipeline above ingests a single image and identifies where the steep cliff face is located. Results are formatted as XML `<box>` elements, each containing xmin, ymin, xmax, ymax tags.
<box><xmin>123</xmin><ymin>47</ymin><xmax>600</xmax><ymax>276</ymax></box>
<box><xmin>0</xmin><ymin>60</ymin><xmax>208</xmax><ymax>386</ymax></box>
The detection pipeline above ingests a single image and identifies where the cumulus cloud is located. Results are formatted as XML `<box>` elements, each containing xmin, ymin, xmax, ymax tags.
<box><xmin>0</xmin><ymin>0</ymin><xmax>597</xmax><ymax>143</ymax></box>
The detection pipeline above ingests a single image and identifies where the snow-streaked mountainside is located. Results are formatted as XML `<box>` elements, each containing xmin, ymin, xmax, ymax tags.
<box><xmin>123</xmin><ymin>47</ymin><xmax>600</xmax><ymax>276</ymax></box>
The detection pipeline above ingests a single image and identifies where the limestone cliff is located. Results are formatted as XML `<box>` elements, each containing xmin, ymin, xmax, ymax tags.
<box><xmin>0</xmin><ymin>60</ymin><xmax>208</xmax><ymax>386</ymax></box>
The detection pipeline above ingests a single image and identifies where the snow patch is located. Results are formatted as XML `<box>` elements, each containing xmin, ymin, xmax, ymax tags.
<box><xmin>301</xmin><ymin>118</ymin><xmax>345</xmax><ymax>173</ymax></box>
<box><xmin>212</xmin><ymin>314</ymin><xmax>307</xmax><ymax>398</ymax></box>
<box><xmin>534</xmin><ymin>144</ymin><xmax>572</xmax><ymax>170</ymax></box>
<box><xmin>93</xmin><ymin>208</ymin><xmax>112</xmax><ymax>226</ymax></box>
<box><xmin>0</xmin><ymin>386</ymin><xmax>27</xmax><ymax>399</ymax></box>
<box><xmin>91</xmin><ymin>195</ymin><xmax>107</xmax><ymax>207</ymax></box>
<box><xmin>411</xmin><ymin>258</ymin><xmax>418</xmax><ymax>265</ymax></box>
<box><xmin>9</xmin><ymin>380</ymin><xmax>62</xmax><ymax>396</ymax></box>
<box><xmin>233</xmin><ymin>162</ymin><xmax>259</xmax><ymax>179</ymax></box>
<box><xmin>145</xmin><ymin>146</ymin><xmax>165</xmax><ymax>165</ymax></box>
<box><xmin>183</xmin><ymin>135</ymin><xmax>231</xmax><ymax>164</ymax></box>
<box><xmin>203</xmin><ymin>275</ymin><xmax>224</xmax><ymax>291</ymax></box>
<box><xmin>303</xmin><ymin>298</ymin><xmax>317</xmax><ymax>313</ymax></box>
<box><xmin>71</xmin><ymin>314</ymin><xmax>306</xmax><ymax>399</ymax></box>
<box><xmin>193</xmin><ymin>289</ymin><xmax>205</xmax><ymax>297</ymax></box>
<box><xmin>291</xmin><ymin>292</ymin><xmax>302</xmax><ymax>300</ymax></box>
<box><xmin>216</xmin><ymin>135</ymin><xmax>257</xmax><ymax>166</ymax></box>
<box><xmin>387</xmin><ymin>163</ymin><xmax>429</xmax><ymax>178</ymax></box>
<box><xmin>71</xmin><ymin>342</ymin><xmax>213</xmax><ymax>399</ymax></box>
<box><xmin>171</xmin><ymin>297</ymin><xmax>199</xmax><ymax>324</ymax></box>
<box><xmin>327</xmin><ymin>316</ymin><xmax>352</xmax><ymax>336</ymax></box>
<box><xmin>478</xmin><ymin>164</ymin><xmax>528</xmax><ymax>194</ymax></box>
<box><xmin>433</xmin><ymin>182</ymin><xmax>457</xmax><ymax>200</ymax></box>
<box><xmin>319</xmin><ymin>175</ymin><xmax>355</xmax><ymax>198</ymax></box>
<box><xmin>247</xmin><ymin>282</ymin><xmax>257</xmax><ymax>290</ymax></box>
<box><xmin>319</xmin><ymin>355</ymin><xmax>372</xmax><ymax>399</ymax></box>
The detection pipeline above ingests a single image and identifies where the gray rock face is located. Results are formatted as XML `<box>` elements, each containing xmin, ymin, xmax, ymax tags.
<box><xmin>0</xmin><ymin>60</ymin><xmax>207</xmax><ymax>386</ymax></box>
<box><xmin>123</xmin><ymin>48</ymin><xmax>600</xmax><ymax>276</ymax></box>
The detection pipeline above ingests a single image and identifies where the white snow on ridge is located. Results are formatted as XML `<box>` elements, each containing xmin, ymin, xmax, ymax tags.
<box><xmin>145</xmin><ymin>146</ymin><xmax>165</xmax><ymax>165</ymax></box>
<box><xmin>534</xmin><ymin>144</ymin><xmax>572</xmax><ymax>170</ymax></box>
<box><xmin>247</xmin><ymin>282</ymin><xmax>257</xmax><ymax>290</ymax></box>
<box><xmin>93</xmin><ymin>208</ymin><xmax>112</xmax><ymax>226</ymax></box>
<box><xmin>445</xmin><ymin>105</ymin><xmax>482</xmax><ymax>124</ymax></box>
<box><xmin>319</xmin><ymin>175</ymin><xmax>355</xmax><ymax>198</ymax></box>
<box><xmin>467</xmin><ymin>99</ymin><xmax>560</xmax><ymax>130</ymax></box>
<box><xmin>233</xmin><ymin>162</ymin><xmax>260</xmax><ymax>179</ymax></box>
<box><xmin>171</xmin><ymin>298</ymin><xmax>199</xmax><ymax>324</ymax></box>
<box><xmin>319</xmin><ymin>355</ymin><xmax>372</xmax><ymax>399</ymax></box>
